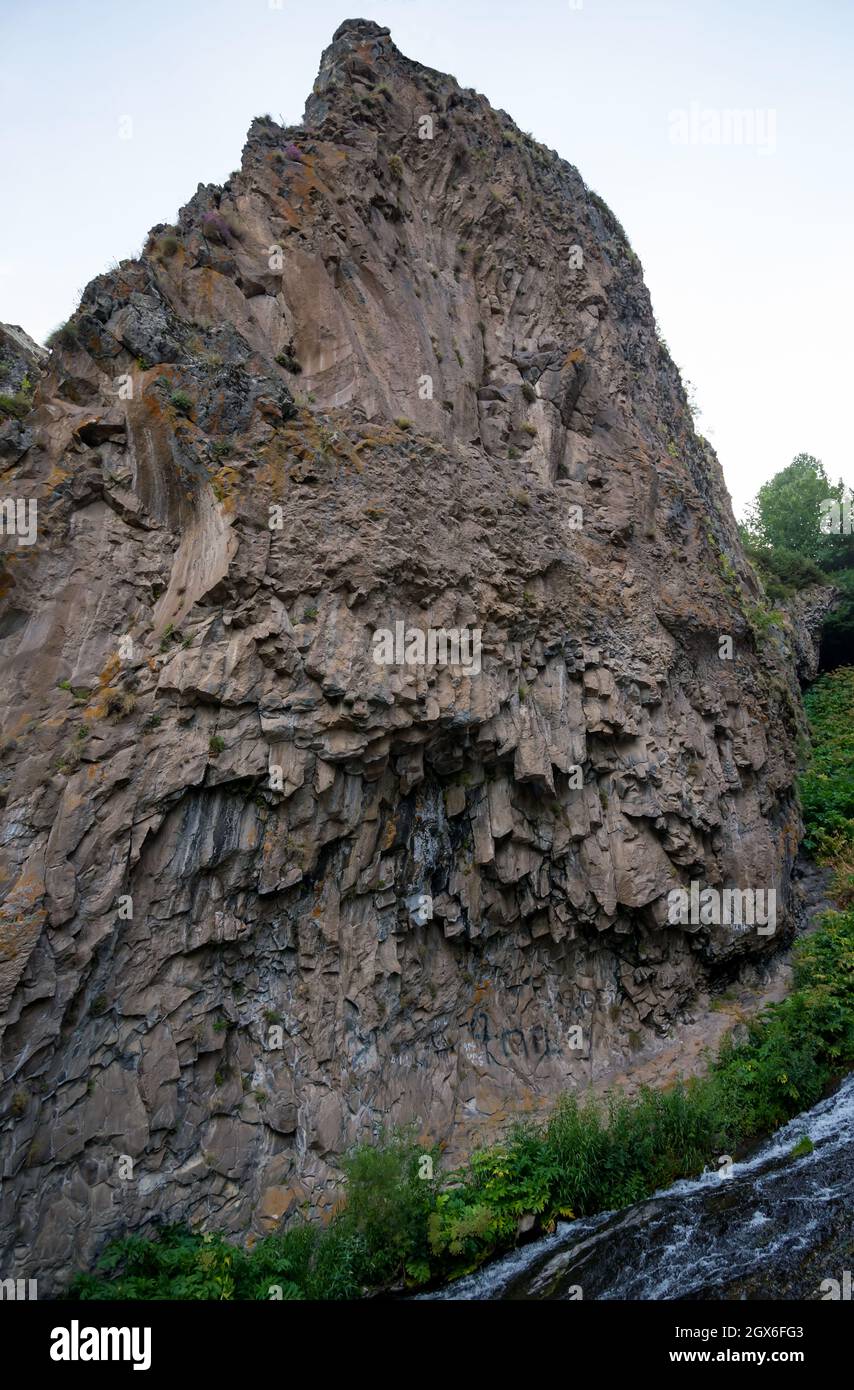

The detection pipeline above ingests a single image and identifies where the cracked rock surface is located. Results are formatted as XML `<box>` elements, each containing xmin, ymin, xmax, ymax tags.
<box><xmin>0</xmin><ymin>19</ymin><xmax>822</xmax><ymax>1288</ymax></box>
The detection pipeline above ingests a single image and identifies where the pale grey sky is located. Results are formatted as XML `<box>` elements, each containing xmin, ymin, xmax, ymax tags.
<box><xmin>2</xmin><ymin>0</ymin><xmax>852</xmax><ymax>514</ymax></box>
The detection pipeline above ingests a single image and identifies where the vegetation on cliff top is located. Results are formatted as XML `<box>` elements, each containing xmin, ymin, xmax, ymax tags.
<box><xmin>740</xmin><ymin>452</ymin><xmax>854</xmax><ymax>665</ymax></box>
<box><xmin>68</xmin><ymin>670</ymin><xmax>854</xmax><ymax>1301</ymax></box>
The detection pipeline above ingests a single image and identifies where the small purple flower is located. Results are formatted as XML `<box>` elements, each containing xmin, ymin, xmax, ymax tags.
<box><xmin>202</xmin><ymin>210</ymin><xmax>234</xmax><ymax>244</ymax></box>
<box><xmin>284</xmin><ymin>142</ymin><xmax>304</xmax><ymax>163</ymax></box>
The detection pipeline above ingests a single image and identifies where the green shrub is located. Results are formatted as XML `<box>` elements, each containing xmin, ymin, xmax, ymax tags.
<box><xmin>170</xmin><ymin>389</ymin><xmax>192</xmax><ymax>416</ymax></box>
<box><xmin>743</xmin><ymin>541</ymin><xmax>825</xmax><ymax>602</ymax></box>
<box><xmin>69</xmin><ymin>1227</ymin><xmax>242</xmax><ymax>1301</ymax></box>
<box><xmin>336</xmin><ymin>1129</ymin><xmax>439</xmax><ymax>1285</ymax></box>
<box><xmin>209</xmin><ymin>735</ymin><xmax>225</xmax><ymax>756</ymax></box>
<box><xmin>0</xmin><ymin>387</ymin><xmax>33</xmax><ymax>419</ymax></box>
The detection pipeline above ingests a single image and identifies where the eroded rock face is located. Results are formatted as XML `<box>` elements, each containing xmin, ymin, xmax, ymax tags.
<box><xmin>783</xmin><ymin>584</ymin><xmax>838</xmax><ymax>682</ymax></box>
<box><xmin>0</xmin><ymin>20</ymin><xmax>811</xmax><ymax>1287</ymax></box>
<box><xmin>0</xmin><ymin>324</ymin><xmax>47</xmax><ymax>467</ymax></box>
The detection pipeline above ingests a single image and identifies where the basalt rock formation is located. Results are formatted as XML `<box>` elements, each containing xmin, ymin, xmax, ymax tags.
<box><xmin>0</xmin><ymin>324</ymin><xmax>47</xmax><ymax>467</ymax></box>
<box><xmin>0</xmin><ymin>19</ymin><xmax>814</xmax><ymax>1288</ymax></box>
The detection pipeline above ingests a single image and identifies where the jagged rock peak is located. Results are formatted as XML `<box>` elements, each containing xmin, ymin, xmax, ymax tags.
<box><xmin>303</xmin><ymin>18</ymin><xmax>487</xmax><ymax>131</ymax></box>
<box><xmin>306</xmin><ymin>18</ymin><xmax>395</xmax><ymax>120</ymax></box>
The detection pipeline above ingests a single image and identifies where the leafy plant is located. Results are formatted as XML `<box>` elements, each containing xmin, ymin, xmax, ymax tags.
<box><xmin>742</xmin><ymin>541</ymin><xmax>825</xmax><ymax>602</ymax></box>
<box><xmin>0</xmin><ymin>381</ymin><xmax>34</xmax><ymax>419</ymax></box>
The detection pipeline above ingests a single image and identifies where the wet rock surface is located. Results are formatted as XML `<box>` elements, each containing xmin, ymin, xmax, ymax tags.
<box><xmin>0</xmin><ymin>21</ymin><xmax>821</xmax><ymax>1287</ymax></box>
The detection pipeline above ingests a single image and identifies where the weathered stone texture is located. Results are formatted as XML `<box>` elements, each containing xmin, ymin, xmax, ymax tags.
<box><xmin>0</xmin><ymin>20</ymin><xmax>815</xmax><ymax>1288</ymax></box>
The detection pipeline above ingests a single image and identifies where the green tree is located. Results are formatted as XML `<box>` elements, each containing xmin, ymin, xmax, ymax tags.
<box><xmin>742</xmin><ymin>455</ymin><xmax>854</xmax><ymax>665</ymax></box>
<box><xmin>744</xmin><ymin>453</ymin><xmax>854</xmax><ymax>575</ymax></box>
<box><xmin>743</xmin><ymin>453</ymin><xmax>834</xmax><ymax>560</ymax></box>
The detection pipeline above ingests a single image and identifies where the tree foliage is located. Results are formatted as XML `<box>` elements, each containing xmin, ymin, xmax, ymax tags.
<box><xmin>742</xmin><ymin>454</ymin><xmax>854</xmax><ymax>660</ymax></box>
<box><xmin>743</xmin><ymin>453</ymin><xmax>850</xmax><ymax>564</ymax></box>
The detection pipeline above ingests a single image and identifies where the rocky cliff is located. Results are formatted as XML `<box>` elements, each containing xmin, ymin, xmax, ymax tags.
<box><xmin>0</xmin><ymin>19</ymin><xmax>811</xmax><ymax>1288</ymax></box>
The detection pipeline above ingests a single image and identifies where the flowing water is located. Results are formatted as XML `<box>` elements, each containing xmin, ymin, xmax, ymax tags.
<box><xmin>421</xmin><ymin>1074</ymin><xmax>854</xmax><ymax>1300</ymax></box>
